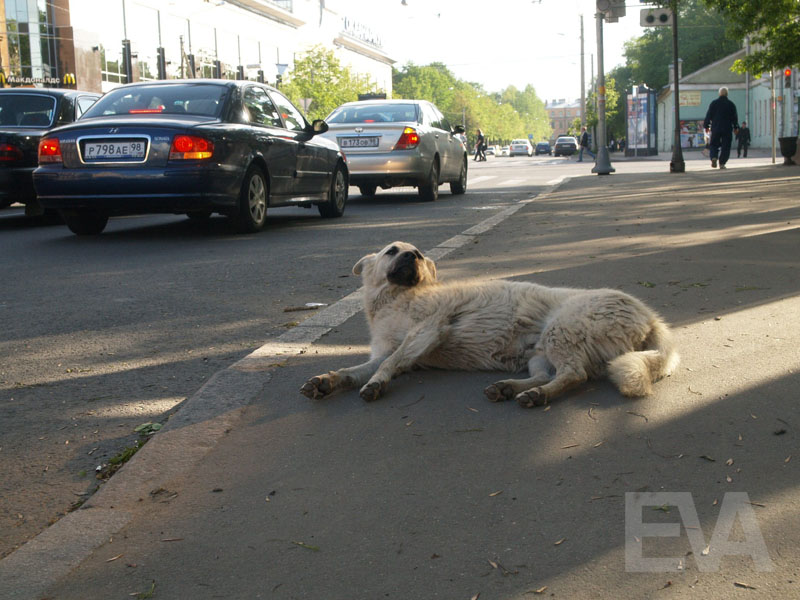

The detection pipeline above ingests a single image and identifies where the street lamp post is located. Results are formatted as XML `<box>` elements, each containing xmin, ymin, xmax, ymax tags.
<box><xmin>591</xmin><ymin>9</ymin><xmax>614</xmax><ymax>175</ymax></box>
<box><xmin>669</xmin><ymin>3</ymin><xmax>685</xmax><ymax>173</ymax></box>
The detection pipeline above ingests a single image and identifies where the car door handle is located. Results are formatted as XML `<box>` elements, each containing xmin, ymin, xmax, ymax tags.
<box><xmin>257</xmin><ymin>137</ymin><xmax>274</xmax><ymax>145</ymax></box>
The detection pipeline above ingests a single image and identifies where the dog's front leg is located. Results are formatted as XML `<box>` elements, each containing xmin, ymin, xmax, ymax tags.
<box><xmin>360</xmin><ymin>323</ymin><xmax>443</xmax><ymax>402</ymax></box>
<box><xmin>301</xmin><ymin>356</ymin><xmax>386</xmax><ymax>400</ymax></box>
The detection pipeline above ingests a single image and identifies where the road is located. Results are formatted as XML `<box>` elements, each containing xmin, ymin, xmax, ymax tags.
<box><xmin>0</xmin><ymin>153</ymin><xmax>588</xmax><ymax>558</ymax></box>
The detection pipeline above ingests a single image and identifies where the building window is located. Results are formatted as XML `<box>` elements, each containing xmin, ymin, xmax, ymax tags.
<box><xmin>2</xmin><ymin>0</ymin><xmax>56</xmax><ymax>81</ymax></box>
<box><xmin>99</xmin><ymin>45</ymin><xmax>127</xmax><ymax>85</ymax></box>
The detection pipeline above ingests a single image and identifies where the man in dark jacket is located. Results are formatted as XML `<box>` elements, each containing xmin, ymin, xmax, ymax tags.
<box><xmin>736</xmin><ymin>121</ymin><xmax>751</xmax><ymax>158</ymax></box>
<box><xmin>703</xmin><ymin>87</ymin><xmax>739</xmax><ymax>169</ymax></box>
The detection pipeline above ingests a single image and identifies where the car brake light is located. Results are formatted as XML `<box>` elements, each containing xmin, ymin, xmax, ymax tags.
<box><xmin>394</xmin><ymin>127</ymin><xmax>419</xmax><ymax>150</ymax></box>
<box><xmin>0</xmin><ymin>143</ymin><xmax>23</xmax><ymax>162</ymax></box>
<box><xmin>169</xmin><ymin>135</ymin><xmax>214</xmax><ymax>160</ymax></box>
<box><xmin>38</xmin><ymin>138</ymin><xmax>62</xmax><ymax>163</ymax></box>
<box><xmin>129</xmin><ymin>106</ymin><xmax>165</xmax><ymax>114</ymax></box>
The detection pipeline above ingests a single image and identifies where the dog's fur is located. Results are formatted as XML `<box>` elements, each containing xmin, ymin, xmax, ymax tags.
<box><xmin>300</xmin><ymin>241</ymin><xmax>679</xmax><ymax>407</ymax></box>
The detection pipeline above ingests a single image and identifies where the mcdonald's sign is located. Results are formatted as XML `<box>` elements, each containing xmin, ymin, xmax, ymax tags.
<box><xmin>0</xmin><ymin>72</ymin><xmax>6</xmax><ymax>86</ymax></box>
<box><xmin>63</xmin><ymin>73</ymin><xmax>77</xmax><ymax>86</ymax></box>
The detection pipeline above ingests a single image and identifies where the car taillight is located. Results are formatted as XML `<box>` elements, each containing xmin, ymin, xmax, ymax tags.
<box><xmin>394</xmin><ymin>127</ymin><xmax>420</xmax><ymax>150</ymax></box>
<box><xmin>38</xmin><ymin>138</ymin><xmax>62</xmax><ymax>164</ymax></box>
<box><xmin>169</xmin><ymin>135</ymin><xmax>214</xmax><ymax>160</ymax></box>
<box><xmin>0</xmin><ymin>143</ymin><xmax>23</xmax><ymax>162</ymax></box>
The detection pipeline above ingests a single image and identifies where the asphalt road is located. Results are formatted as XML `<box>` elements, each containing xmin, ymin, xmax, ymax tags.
<box><xmin>0</xmin><ymin>153</ymin><xmax>582</xmax><ymax>558</ymax></box>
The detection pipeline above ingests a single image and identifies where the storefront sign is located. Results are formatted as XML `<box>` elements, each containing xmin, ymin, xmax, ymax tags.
<box><xmin>341</xmin><ymin>16</ymin><xmax>383</xmax><ymax>48</ymax></box>
<box><xmin>0</xmin><ymin>72</ymin><xmax>77</xmax><ymax>87</ymax></box>
<box><xmin>679</xmin><ymin>91</ymin><xmax>701</xmax><ymax>107</ymax></box>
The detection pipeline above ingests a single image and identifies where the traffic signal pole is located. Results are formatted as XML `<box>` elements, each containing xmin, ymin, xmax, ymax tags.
<box><xmin>592</xmin><ymin>9</ymin><xmax>615</xmax><ymax>175</ymax></box>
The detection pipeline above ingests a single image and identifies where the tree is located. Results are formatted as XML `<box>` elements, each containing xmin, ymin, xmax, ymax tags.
<box><xmin>702</xmin><ymin>0</ymin><xmax>800</xmax><ymax>73</ymax></box>
<box><xmin>281</xmin><ymin>46</ymin><xmax>379</xmax><ymax>120</ymax></box>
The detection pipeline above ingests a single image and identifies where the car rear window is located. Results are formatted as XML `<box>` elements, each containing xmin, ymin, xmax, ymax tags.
<box><xmin>326</xmin><ymin>103</ymin><xmax>420</xmax><ymax>124</ymax></box>
<box><xmin>82</xmin><ymin>83</ymin><xmax>229</xmax><ymax>118</ymax></box>
<box><xmin>556</xmin><ymin>137</ymin><xmax>575</xmax><ymax>143</ymax></box>
<box><xmin>512</xmin><ymin>139</ymin><xmax>528</xmax><ymax>144</ymax></box>
<box><xmin>0</xmin><ymin>94</ymin><xmax>56</xmax><ymax>127</ymax></box>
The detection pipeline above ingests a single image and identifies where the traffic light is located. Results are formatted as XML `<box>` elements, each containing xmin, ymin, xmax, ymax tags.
<box><xmin>784</xmin><ymin>68</ymin><xmax>792</xmax><ymax>88</ymax></box>
<box><xmin>156</xmin><ymin>47</ymin><xmax>166</xmax><ymax>80</ymax></box>
<box><xmin>640</xmin><ymin>7</ymin><xmax>672</xmax><ymax>27</ymax></box>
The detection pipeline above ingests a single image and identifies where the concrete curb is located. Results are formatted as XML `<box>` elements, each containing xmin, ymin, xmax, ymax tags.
<box><xmin>0</xmin><ymin>181</ymin><xmax>565</xmax><ymax>600</ymax></box>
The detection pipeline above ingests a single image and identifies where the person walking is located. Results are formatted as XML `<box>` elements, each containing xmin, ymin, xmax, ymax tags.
<box><xmin>474</xmin><ymin>129</ymin><xmax>486</xmax><ymax>162</ymax></box>
<box><xmin>577</xmin><ymin>126</ymin><xmax>595</xmax><ymax>162</ymax></box>
<box><xmin>703</xmin><ymin>87</ymin><xmax>739</xmax><ymax>169</ymax></box>
<box><xmin>736</xmin><ymin>121</ymin><xmax>751</xmax><ymax>158</ymax></box>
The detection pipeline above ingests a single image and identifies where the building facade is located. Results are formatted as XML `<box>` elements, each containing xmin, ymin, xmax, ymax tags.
<box><xmin>1</xmin><ymin>0</ymin><xmax>394</xmax><ymax>98</ymax></box>
<box><xmin>545</xmin><ymin>98</ymin><xmax>580</xmax><ymax>142</ymax></box>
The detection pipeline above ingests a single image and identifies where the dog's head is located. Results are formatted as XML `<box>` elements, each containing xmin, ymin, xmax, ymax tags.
<box><xmin>353</xmin><ymin>242</ymin><xmax>437</xmax><ymax>289</ymax></box>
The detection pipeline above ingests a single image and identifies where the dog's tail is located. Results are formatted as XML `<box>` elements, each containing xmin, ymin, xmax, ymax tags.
<box><xmin>607</xmin><ymin>319</ymin><xmax>679</xmax><ymax>397</ymax></box>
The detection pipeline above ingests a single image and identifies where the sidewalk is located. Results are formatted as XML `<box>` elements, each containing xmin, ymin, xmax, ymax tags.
<box><xmin>2</xmin><ymin>163</ymin><xmax>798</xmax><ymax>599</ymax></box>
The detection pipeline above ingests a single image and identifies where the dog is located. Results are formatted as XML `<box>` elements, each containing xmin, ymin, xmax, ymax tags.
<box><xmin>300</xmin><ymin>241</ymin><xmax>679</xmax><ymax>407</ymax></box>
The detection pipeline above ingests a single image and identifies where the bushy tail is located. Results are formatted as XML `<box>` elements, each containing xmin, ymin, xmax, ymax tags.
<box><xmin>608</xmin><ymin>319</ymin><xmax>679</xmax><ymax>397</ymax></box>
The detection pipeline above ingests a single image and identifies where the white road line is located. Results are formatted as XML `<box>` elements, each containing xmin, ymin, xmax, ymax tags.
<box><xmin>467</xmin><ymin>175</ymin><xmax>497</xmax><ymax>185</ymax></box>
<box><xmin>498</xmin><ymin>179</ymin><xmax>525</xmax><ymax>187</ymax></box>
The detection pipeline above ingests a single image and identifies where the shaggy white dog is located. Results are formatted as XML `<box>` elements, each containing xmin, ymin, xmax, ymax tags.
<box><xmin>301</xmin><ymin>241</ymin><xmax>679</xmax><ymax>407</ymax></box>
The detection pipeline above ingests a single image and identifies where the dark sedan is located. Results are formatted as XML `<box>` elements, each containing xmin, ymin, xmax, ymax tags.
<box><xmin>0</xmin><ymin>88</ymin><xmax>100</xmax><ymax>214</ymax></box>
<box><xmin>553</xmin><ymin>136</ymin><xmax>578</xmax><ymax>157</ymax></box>
<box><xmin>34</xmin><ymin>80</ymin><xmax>347</xmax><ymax>235</ymax></box>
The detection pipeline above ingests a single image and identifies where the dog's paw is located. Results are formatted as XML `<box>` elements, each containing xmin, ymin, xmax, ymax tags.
<box><xmin>516</xmin><ymin>388</ymin><xmax>547</xmax><ymax>408</ymax></box>
<box><xmin>359</xmin><ymin>381</ymin><xmax>386</xmax><ymax>402</ymax></box>
<box><xmin>300</xmin><ymin>374</ymin><xmax>334</xmax><ymax>399</ymax></box>
<box><xmin>484</xmin><ymin>383</ymin><xmax>517</xmax><ymax>402</ymax></box>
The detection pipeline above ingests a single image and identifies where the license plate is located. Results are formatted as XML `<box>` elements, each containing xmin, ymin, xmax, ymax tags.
<box><xmin>83</xmin><ymin>139</ymin><xmax>147</xmax><ymax>161</ymax></box>
<box><xmin>339</xmin><ymin>136</ymin><xmax>379</xmax><ymax>148</ymax></box>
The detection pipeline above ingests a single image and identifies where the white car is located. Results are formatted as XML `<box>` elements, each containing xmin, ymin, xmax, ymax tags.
<box><xmin>499</xmin><ymin>145</ymin><xmax>510</xmax><ymax>157</ymax></box>
<box><xmin>509</xmin><ymin>138</ymin><xmax>533</xmax><ymax>157</ymax></box>
<box><xmin>321</xmin><ymin>99</ymin><xmax>468</xmax><ymax>201</ymax></box>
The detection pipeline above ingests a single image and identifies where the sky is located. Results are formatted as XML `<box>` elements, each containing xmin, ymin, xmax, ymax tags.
<box><xmin>363</xmin><ymin>0</ymin><xmax>650</xmax><ymax>102</ymax></box>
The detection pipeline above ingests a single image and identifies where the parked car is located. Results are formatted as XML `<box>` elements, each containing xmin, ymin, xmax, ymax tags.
<box><xmin>484</xmin><ymin>145</ymin><xmax>495</xmax><ymax>156</ymax></box>
<box><xmin>34</xmin><ymin>80</ymin><xmax>347</xmax><ymax>235</ymax></box>
<box><xmin>509</xmin><ymin>138</ymin><xmax>533</xmax><ymax>157</ymax></box>
<box><xmin>553</xmin><ymin>136</ymin><xmax>578</xmax><ymax>157</ymax></box>
<box><xmin>0</xmin><ymin>88</ymin><xmax>100</xmax><ymax>214</ymax></box>
<box><xmin>535</xmin><ymin>141</ymin><xmax>552</xmax><ymax>155</ymax></box>
<box><xmin>499</xmin><ymin>145</ymin><xmax>510</xmax><ymax>157</ymax></box>
<box><xmin>321</xmin><ymin>99</ymin><xmax>467</xmax><ymax>201</ymax></box>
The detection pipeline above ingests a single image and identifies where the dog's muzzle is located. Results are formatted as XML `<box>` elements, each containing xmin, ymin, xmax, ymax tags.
<box><xmin>387</xmin><ymin>252</ymin><xmax>420</xmax><ymax>287</ymax></box>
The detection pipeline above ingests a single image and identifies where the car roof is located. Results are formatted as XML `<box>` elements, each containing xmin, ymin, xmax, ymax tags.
<box><xmin>0</xmin><ymin>87</ymin><xmax>100</xmax><ymax>98</ymax></box>
<box><xmin>335</xmin><ymin>99</ymin><xmax>428</xmax><ymax>107</ymax></box>
<box><xmin>107</xmin><ymin>79</ymin><xmax>279</xmax><ymax>93</ymax></box>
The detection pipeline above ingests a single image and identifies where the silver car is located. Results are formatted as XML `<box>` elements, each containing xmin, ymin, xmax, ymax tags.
<box><xmin>322</xmin><ymin>99</ymin><xmax>468</xmax><ymax>201</ymax></box>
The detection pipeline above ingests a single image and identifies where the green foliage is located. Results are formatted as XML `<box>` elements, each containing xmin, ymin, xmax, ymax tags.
<box><xmin>703</xmin><ymin>0</ymin><xmax>800</xmax><ymax>73</ymax></box>
<box><xmin>393</xmin><ymin>63</ymin><xmax>551</xmax><ymax>145</ymax></box>
<box><xmin>624</xmin><ymin>0</ymin><xmax>740</xmax><ymax>92</ymax></box>
<box><xmin>281</xmin><ymin>46</ymin><xmax>380</xmax><ymax>121</ymax></box>
<box><xmin>585</xmin><ymin>76</ymin><xmax>620</xmax><ymax>135</ymax></box>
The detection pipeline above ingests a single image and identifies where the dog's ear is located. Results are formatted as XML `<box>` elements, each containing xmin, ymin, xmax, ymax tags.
<box><xmin>424</xmin><ymin>257</ymin><xmax>437</xmax><ymax>281</ymax></box>
<box><xmin>353</xmin><ymin>253</ymin><xmax>376</xmax><ymax>275</ymax></box>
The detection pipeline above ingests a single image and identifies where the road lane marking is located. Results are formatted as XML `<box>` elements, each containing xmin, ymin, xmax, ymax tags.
<box><xmin>467</xmin><ymin>175</ymin><xmax>497</xmax><ymax>185</ymax></box>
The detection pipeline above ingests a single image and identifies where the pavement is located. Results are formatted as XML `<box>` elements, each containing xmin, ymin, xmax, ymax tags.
<box><xmin>1</xmin><ymin>155</ymin><xmax>799</xmax><ymax>599</ymax></box>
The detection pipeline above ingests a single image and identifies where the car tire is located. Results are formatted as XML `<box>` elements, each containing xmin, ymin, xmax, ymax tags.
<box><xmin>318</xmin><ymin>164</ymin><xmax>347</xmax><ymax>218</ymax></box>
<box><xmin>234</xmin><ymin>165</ymin><xmax>268</xmax><ymax>233</ymax></box>
<box><xmin>62</xmin><ymin>210</ymin><xmax>109</xmax><ymax>235</ymax></box>
<box><xmin>449</xmin><ymin>157</ymin><xmax>467</xmax><ymax>195</ymax></box>
<box><xmin>418</xmin><ymin>159</ymin><xmax>439</xmax><ymax>202</ymax></box>
<box><xmin>358</xmin><ymin>184</ymin><xmax>377</xmax><ymax>197</ymax></box>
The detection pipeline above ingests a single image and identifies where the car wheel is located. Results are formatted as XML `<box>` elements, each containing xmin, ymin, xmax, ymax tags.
<box><xmin>62</xmin><ymin>210</ymin><xmax>109</xmax><ymax>235</ymax></box>
<box><xmin>318</xmin><ymin>164</ymin><xmax>347</xmax><ymax>218</ymax></box>
<box><xmin>449</xmin><ymin>157</ymin><xmax>467</xmax><ymax>195</ymax></box>
<box><xmin>418</xmin><ymin>160</ymin><xmax>440</xmax><ymax>202</ymax></box>
<box><xmin>234</xmin><ymin>165</ymin><xmax>268</xmax><ymax>233</ymax></box>
<box><xmin>358</xmin><ymin>184</ymin><xmax>377</xmax><ymax>197</ymax></box>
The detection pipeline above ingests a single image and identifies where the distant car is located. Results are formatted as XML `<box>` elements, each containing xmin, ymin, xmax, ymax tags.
<box><xmin>321</xmin><ymin>99</ymin><xmax>467</xmax><ymax>201</ymax></box>
<box><xmin>499</xmin><ymin>146</ymin><xmax>510</xmax><ymax>157</ymax></box>
<box><xmin>509</xmin><ymin>138</ymin><xmax>533</xmax><ymax>157</ymax></box>
<box><xmin>34</xmin><ymin>80</ymin><xmax>347</xmax><ymax>235</ymax></box>
<box><xmin>484</xmin><ymin>146</ymin><xmax>495</xmax><ymax>156</ymax></box>
<box><xmin>535</xmin><ymin>141</ymin><xmax>552</xmax><ymax>155</ymax></box>
<box><xmin>0</xmin><ymin>88</ymin><xmax>100</xmax><ymax>214</ymax></box>
<box><xmin>553</xmin><ymin>136</ymin><xmax>578</xmax><ymax>157</ymax></box>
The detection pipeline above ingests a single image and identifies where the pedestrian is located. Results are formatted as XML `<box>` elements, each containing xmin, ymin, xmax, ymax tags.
<box><xmin>474</xmin><ymin>129</ymin><xmax>486</xmax><ymax>162</ymax></box>
<box><xmin>703</xmin><ymin>87</ymin><xmax>739</xmax><ymax>169</ymax></box>
<box><xmin>736</xmin><ymin>121</ymin><xmax>751</xmax><ymax>158</ymax></box>
<box><xmin>577</xmin><ymin>126</ymin><xmax>595</xmax><ymax>162</ymax></box>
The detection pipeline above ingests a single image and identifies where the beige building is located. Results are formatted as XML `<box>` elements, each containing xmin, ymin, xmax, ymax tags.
<box><xmin>545</xmin><ymin>98</ymin><xmax>581</xmax><ymax>141</ymax></box>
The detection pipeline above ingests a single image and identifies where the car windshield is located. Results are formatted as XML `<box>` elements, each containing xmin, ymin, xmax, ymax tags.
<box><xmin>556</xmin><ymin>137</ymin><xmax>574</xmax><ymax>143</ymax></box>
<box><xmin>82</xmin><ymin>83</ymin><xmax>229</xmax><ymax>118</ymax></box>
<box><xmin>326</xmin><ymin>103</ymin><xmax>420</xmax><ymax>124</ymax></box>
<box><xmin>0</xmin><ymin>94</ymin><xmax>56</xmax><ymax>127</ymax></box>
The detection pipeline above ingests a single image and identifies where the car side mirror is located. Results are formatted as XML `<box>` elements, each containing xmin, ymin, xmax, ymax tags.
<box><xmin>311</xmin><ymin>119</ymin><xmax>329</xmax><ymax>135</ymax></box>
<box><xmin>453</xmin><ymin>125</ymin><xmax>465</xmax><ymax>134</ymax></box>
